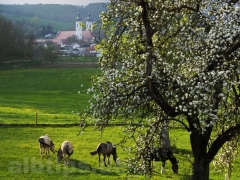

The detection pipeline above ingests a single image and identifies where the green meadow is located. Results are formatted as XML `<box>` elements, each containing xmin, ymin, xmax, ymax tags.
<box><xmin>0</xmin><ymin>68</ymin><xmax>97</xmax><ymax>125</ymax></box>
<box><xmin>6</xmin><ymin>15</ymin><xmax>74</xmax><ymax>31</ymax></box>
<box><xmin>0</xmin><ymin>67</ymin><xmax>240</xmax><ymax>179</ymax></box>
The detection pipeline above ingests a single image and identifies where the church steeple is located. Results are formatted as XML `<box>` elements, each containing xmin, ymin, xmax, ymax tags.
<box><xmin>75</xmin><ymin>12</ymin><xmax>82</xmax><ymax>39</ymax></box>
<box><xmin>86</xmin><ymin>13</ymin><xmax>93</xmax><ymax>31</ymax></box>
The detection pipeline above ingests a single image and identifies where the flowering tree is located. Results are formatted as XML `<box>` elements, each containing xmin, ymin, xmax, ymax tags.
<box><xmin>85</xmin><ymin>0</ymin><xmax>240</xmax><ymax>179</ymax></box>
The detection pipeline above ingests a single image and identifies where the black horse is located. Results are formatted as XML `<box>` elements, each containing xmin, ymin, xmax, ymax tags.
<box><xmin>90</xmin><ymin>141</ymin><xmax>118</xmax><ymax>167</ymax></box>
<box><xmin>148</xmin><ymin>148</ymin><xmax>178</xmax><ymax>174</ymax></box>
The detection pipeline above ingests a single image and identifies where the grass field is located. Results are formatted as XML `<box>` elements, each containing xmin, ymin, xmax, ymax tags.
<box><xmin>0</xmin><ymin>67</ymin><xmax>240</xmax><ymax>179</ymax></box>
<box><xmin>0</xmin><ymin>126</ymin><xmax>191</xmax><ymax>180</ymax></box>
<box><xmin>0</xmin><ymin>68</ymin><xmax>99</xmax><ymax>124</ymax></box>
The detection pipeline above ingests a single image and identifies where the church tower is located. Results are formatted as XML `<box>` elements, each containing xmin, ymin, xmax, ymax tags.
<box><xmin>76</xmin><ymin>12</ymin><xmax>82</xmax><ymax>39</ymax></box>
<box><xmin>86</xmin><ymin>13</ymin><xmax>93</xmax><ymax>31</ymax></box>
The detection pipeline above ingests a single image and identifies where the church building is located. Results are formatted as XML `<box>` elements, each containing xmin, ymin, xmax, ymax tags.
<box><xmin>51</xmin><ymin>12</ymin><xmax>94</xmax><ymax>45</ymax></box>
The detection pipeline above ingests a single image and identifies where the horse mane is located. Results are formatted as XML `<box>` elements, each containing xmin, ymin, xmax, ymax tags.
<box><xmin>106</xmin><ymin>141</ymin><xmax>112</xmax><ymax>145</ymax></box>
<box><xmin>65</xmin><ymin>142</ymin><xmax>73</xmax><ymax>155</ymax></box>
<box><xmin>164</xmin><ymin>148</ymin><xmax>177</xmax><ymax>163</ymax></box>
<box><xmin>149</xmin><ymin>148</ymin><xmax>176</xmax><ymax>161</ymax></box>
<box><xmin>112</xmin><ymin>146</ymin><xmax>117</xmax><ymax>152</ymax></box>
<box><xmin>169</xmin><ymin>154</ymin><xmax>178</xmax><ymax>164</ymax></box>
<box><xmin>38</xmin><ymin>138</ymin><xmax>51</xmax><ymax>148</ymax></box>
<box><xmin>147</xmin><ymin>147</ymin><xmax>178</xmax><ymax>174</ymax></box>
<box><xmin>50</xmin><ymin>140</ymin><xmax>54</xmax><ymax>146</ymax></box>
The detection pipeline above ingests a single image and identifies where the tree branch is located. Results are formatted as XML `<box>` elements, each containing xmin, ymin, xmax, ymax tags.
<box><xmin>207</xmin><ymin>124</ymin><xmax>240</xmax><ymax>163</ymax></box>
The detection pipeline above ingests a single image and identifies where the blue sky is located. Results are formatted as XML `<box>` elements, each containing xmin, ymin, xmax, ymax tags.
<box><xmin>0</xmin><ymin>0</ymin><xmax>109</xmax><ymax>6</ymax></box>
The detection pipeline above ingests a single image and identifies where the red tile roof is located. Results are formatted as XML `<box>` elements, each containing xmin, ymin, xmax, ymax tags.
<box><xmin>88</xmin><ymin>45</ymin><xmax>96</xmax><ymax>50</ymax></box>
<box><xmin>36</xmin><ymin>30</ymin><xmax>94</xmax><ymax>45</ymax></box>
<box><xmin>52</xmin><ymin>31</ymin><xmax>76</xmax><ymax>44</ymax></box>
<box><xmin>82</xmin><ymin>31</ymin><xmax>94</xmax><ymax>40</ymax></box>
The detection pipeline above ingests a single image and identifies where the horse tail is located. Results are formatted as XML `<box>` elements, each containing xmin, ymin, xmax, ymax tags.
<box><xmin>66</xmin><ymin>143</ymin><xmax>69</xmax><ymax>155</ymax></box>
<box><xmin>38</xmin><ymin>138</ymin><xmax>49</xmax><ymax>146</ymax></box>
<box><xmin>90</xmin><ymin>151</ymin><xmax>98</xmax><ymax>155</ymax></box>
<box><xmin>90</xmin><ymin>145</ymin><xmax>101</xmax><ymax>155</ymax></box>
<box><xmin>65</xmin><ymin>143</ymin><xmax>73</xmax><ymax>155</ymax></box>
<box><xmin>38</xmin><ymin>137</ymin><xmax>53</xmax><ymax>149</ymax></box>
<box><xmin>106</xmin><ymin>141</ymin><xmax>112</xmax><ymax>145</ymax></box>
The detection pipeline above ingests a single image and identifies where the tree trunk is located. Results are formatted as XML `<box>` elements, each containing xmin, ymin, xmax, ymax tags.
<box><xmin>160</xmin><ymin>127</ymin><xmax>170</xmax><ymax>149</ymax></box>
<box><xmin>192</xmin><ymin>157</ymin><xmax>210</xmax><ymax>180</ymax></box>
<box><xmin>160</xmin><ymin>120</ymin><xmax>170</xmax><ymax>149</ymax></box>
<box><xmin>189</xmin><ymin>124</ymin><xmax>211</xmax><ymax>180</ymax></box>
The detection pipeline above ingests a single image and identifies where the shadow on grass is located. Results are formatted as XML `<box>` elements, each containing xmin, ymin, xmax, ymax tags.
<box><xmin>173</xmin><ymin>148</ymin><xmax>192</xmax><ymax>155</ymax></box>
<box><xmin>69</xmin><ymin>159</ymin><xmax>120</xmax><ymax>176</ymax></box>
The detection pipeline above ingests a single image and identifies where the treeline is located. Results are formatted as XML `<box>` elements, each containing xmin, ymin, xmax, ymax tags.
<box><xmin>14</xmin><ymin>17</ymin><xmax>59</xmax><ymax>38</ymax></box>
<box><xmin>0</xmin><ymin>3</ymin><xmax>107</xmax><ymax>39</ymax></box>
<box><xmin>0</xmin><ymin>14</ymin><xmax>35</xmax><ymax>62</ymax></box>
<box><xmin>0</xmin><ymin>3</ymin><xmax>107</xmax><ymax>24</ymax></box>
<box><xmin>0</xmin><ymin>14</ymin><xmax>60</xmax><ymax>62</ymax></box>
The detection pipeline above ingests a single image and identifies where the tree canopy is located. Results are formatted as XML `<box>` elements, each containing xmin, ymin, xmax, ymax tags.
<box><xmin>84</xmin><ymin>1</ymin><xmax>240</xmax><ymax>179</ymax></box>
<box><xmin>0</xmin><ymin>14</ymin><xmax>34</xmax><ymax>61</ymax></box>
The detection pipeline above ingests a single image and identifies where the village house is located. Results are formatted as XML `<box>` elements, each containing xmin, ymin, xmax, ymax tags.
<box><xmin>35</xmin><ymin>12</ymin><xmax>97</xmax><ymax>56</ymax></box>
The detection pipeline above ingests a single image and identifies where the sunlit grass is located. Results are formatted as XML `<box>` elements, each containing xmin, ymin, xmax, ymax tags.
<box><xmin>0</xmin><ymin>126</ymin><xmax>239</xmax><ymax>179</ymax></box>
<box><xmin>0</xmin><ymin>107</ymin><xmax>37</xmax><ymax>114</ymax></box>
<box><xmin>0</xmin><ymin>67</ymin><xmax>240</xmax><ymax>179</ymax></box>
<box><xmin>0</xmin><ymin>68</ymin><xmax>99</xmax><ymax>124</ymax></box>
<box><xmin>0</xmin><ymin>126</ymin><xmax>187</xmax><ymax>180</ymax></box>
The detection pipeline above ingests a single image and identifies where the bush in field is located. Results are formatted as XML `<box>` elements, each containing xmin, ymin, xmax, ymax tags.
<box><xmin>33</xmin><ymin>44</ymin><xmax>58</xmax><ymax>63</ymax></box>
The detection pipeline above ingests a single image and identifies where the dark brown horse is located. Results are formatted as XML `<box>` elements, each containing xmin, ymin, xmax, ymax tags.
<box><xmin>148</xmin><ymin>148</ymin><xmax>178</xmax><ymax>174</ymax></box>
<box><xmin>90</xmin><ymin>141</ymin><xmax>118</xmax><ymax>167</ymax></box>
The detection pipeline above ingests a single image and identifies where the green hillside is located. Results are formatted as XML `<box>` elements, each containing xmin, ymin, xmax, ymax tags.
<box><xmin>0</xmin><ymin>3</ymin><xmax>108</xmax><ymax>37</ymax></box>
<box><xmin>3</xmin><ymin>14</ymin><xmax>74</xmax><ymax>31</ymax></box>
<box><xmin>0</xmin><ymin>3</ymin><xmax>107</xmax><ymax>23</ymax></box>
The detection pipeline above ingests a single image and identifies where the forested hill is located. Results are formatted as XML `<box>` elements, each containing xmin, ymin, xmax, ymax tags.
<box><xmin>0</xmin><ymin>3</ymin><xmax>108</xmax><ymax>24</ymax></box>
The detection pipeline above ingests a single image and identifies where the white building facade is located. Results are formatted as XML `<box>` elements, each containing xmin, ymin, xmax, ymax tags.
<box><xmin>86</xmin><ymin>13</ymin><xmax>93</xmax><ymax>31</ymax></box>
<box><xmin>75</xmin><ymin>12</ymin><xmax>82</xmax><ymax>40</ymax></box>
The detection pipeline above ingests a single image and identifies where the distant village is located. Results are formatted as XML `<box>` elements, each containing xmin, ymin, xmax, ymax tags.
<box><xmin>35</xmin><ymin>12</ymin><xmax>100</xmax><ymax>57</ymax></box>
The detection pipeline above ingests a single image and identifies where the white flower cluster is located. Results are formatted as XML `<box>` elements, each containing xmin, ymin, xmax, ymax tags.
<box><xmin>213</xmin><ymin>140</ymin><xmax>239</xmax><ymax>179</ymax></box>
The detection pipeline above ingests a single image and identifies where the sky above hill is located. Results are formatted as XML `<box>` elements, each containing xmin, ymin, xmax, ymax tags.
<box><xmin>0</xmin><ymin>0</ymin><xmax>109</xmax><ymax>6</ymax></box>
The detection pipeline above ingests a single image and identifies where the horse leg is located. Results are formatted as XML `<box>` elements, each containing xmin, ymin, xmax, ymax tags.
<box><xmin>161</xmin><ymin>161</ymin><xmax>165</xmax><ymax>174</ymax></box>
<box><xmin>63</xmin><ymin>153</ymin><xmax>67</xmax><ymax>165</ymax></box>
<box><xmin>98</xmin><ymin>154</ymin><xmax>101</xmax><ymax>167</ymax></box>
<box><xmin>46</xmin><ymin>147</ymin><xmax>50</xmax><ymax>159</ymax></box>
<box><xmin>64</xmin><ymin>154</ymin><xmax>69</xmax><ymax>166</ymax></box>
<box><xmin>103</xmin><ymin>155</ymin><xmax>107</xmax><ymax>167</ymax></box>
<box><xmin>67</xmin><ymin>155</ymin><xmax>70</xmax><ymax>166</ymax></box>
<box><xmin>45</xmin><ymin>148</ymin><xmax>47</xmax><ymax>158</ymax></box>
<box><xmin>65</xmin><ymin>154</ymin><xmax>69</xmax><ymax>165</ymax></box>
<box><xmin>107</xmin><ymin>155</ymin><xmax>110</xmax><ymax>165</ymax></box>
<box><xmin>40</xmin><ymin>147</ymin><xmax>43</xmax><ymax>158</ymax></box>
<box><xmin>42</xmin><ymin>148</ymin><xmax>46</xmax><ymax>158</ymax></box>
<box><xmin>148</xmin><ymin>160</ymin><xmax>152</xmax><ymax>174</ymax></box>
